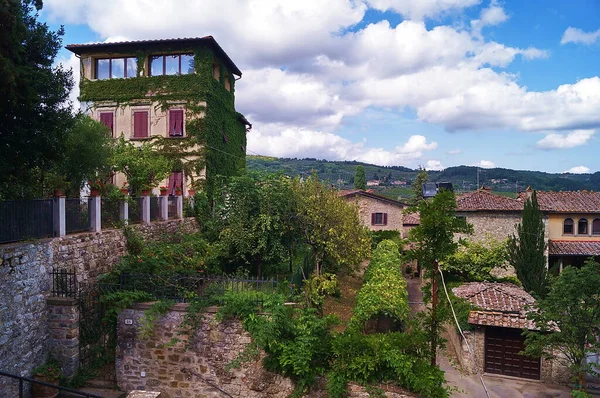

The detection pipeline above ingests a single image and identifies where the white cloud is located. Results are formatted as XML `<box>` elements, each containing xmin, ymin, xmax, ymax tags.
<box><xmin>536</xmin><ymin>130</ymin><xmax>595</xmax><ymax>149</ymax></box>
<box><xmin>471</xmin><ymin>1</ymin><xmax>509</xmax><ymax>37</ymax></box>
<box><xmin>473</xmin><ymin>160</ymin><xmax>495</xmax><ymax>168</ymax></box>
<box><xmin>426</xmin><ymin>160</ymin><xmax>444</xmax><ymax>170</ymax></box>
<box><xmin>448</xmin><ymin>149</ymin><xmax>462</xmax><ymax>155</ymax></box>
<box><xmin>564</xmin><ymin>166</ymin><xmax>590</xmax><ymax>174</ymax></box>
<box><xmin>247</xmin><ymin>125</ymin><xmax>437</xmax><ymax>166</ymax></box>
<box><xmin>561</xmin><ymin>27</ymin><xmax>600</xmax><ymax>45</ymax></box>
<box><xmin>367</xmin><ymin>0</ymin><xmax>480</xmax><ymax>20</ymax></box>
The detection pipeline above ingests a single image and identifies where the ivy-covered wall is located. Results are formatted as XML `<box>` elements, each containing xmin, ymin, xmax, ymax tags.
<box><xmin>79</xmin><ymin>46</ymin><xmax>247</xmax><ymax>199</ymax></box>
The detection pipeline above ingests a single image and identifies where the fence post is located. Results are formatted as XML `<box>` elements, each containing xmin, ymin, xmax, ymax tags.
<box><xmin>176</xmin><ymin>193</ymin><xmax>183</xmax><ymax>219</ymax></box>
<box><xmin>161</xmin><ymin>194</ymin><xmax>169</xmax><ymax>221</ymax></box>
<box><xmin>142</xmin><ymin>192</ymin><xmax>151</xmax><ymax>224</ymax></box>
<box><xmin>119</xmin><ymin>198</ymin><xmax>129</xmax><ymax>224</ymax></box>
<box><xmin>89</xmin><ymin>195</ymin><xmax>101</xmax><ymax>232</ymax></box>
<box><xmin>53</xmin><ymin>195</ymin><xmax>66</xmax><ymax>237</ymax></box>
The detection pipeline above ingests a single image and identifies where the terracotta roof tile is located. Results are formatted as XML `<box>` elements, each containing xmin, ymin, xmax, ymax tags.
<box><xmin>517</xmin><ymin>191</ymin><xmax>600</xmax><ymax>213</ymax></box>
<box><xmin>452</xmin><ymin>282</ymin><xmax>534</xmax><ymax>313</ymax></box>
<box><xmin>548</xmin><ymin>240</ymin><xmax>600</xmax><ymax>256</ymax></box>
<box><xmin>339</xmin><ymin>190</ymin><xmax>407</xmax><ymax>207</ymax></box>
<box><xmin>403</xmin><ymin>212</ymin><xmax>420</xmax><ymax>225</ymax></box>
<box><xmin>468</xmin><ymin>311</ymin><xmax>535</xmax><ymax>329</ymax></box>
<box><xmin>456</xmin><ymin>189</ymin><xmax>523</xmax><ymax>212</ymax></box>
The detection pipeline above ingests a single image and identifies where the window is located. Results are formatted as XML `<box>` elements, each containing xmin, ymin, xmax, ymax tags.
<box><xmin>133</xmin><ymin>111</ymin><xmax>149</xmax><ymax>138</ymax></box>
<box><xmin>99</xmin><ymin>112</ymin><xmax>114</xmax><ymax>136</ymax></box>
<box><xmin>563</xmin><ymin>218</ymin><xmax>573</xmax><ymax>234</ymax></box>
<box><xmin>593</xmin><ymin>219</ymin><xmax>600</xmax><ymax>235</ymax></box>
<box><xmin>224</xmin><ymin>76</ymin><xmax>231</xmax><ymax>91</ymax></box>
<box><xmin>213</xmin><ymin>64</ymin><xmax>220</xmax><ymax>80</ymax></box>
<box><xmin>371</xmin><ymin>212</ymin><xmax>387</xmax><ymax>226</ymax></box>
<box><xmin>578</xmin><ymin>218</ymin><xmax>588</xmax><ymax>235</ymax></box>
<box><xmin>95</xmin><ymin>57</ymin><xmax>137</xmax><ymax>79</ymax></box>
<box><xmin>149</xmin><ymin>54</ymin><xmax>194</xmax><ymax>76</ymax></box>
<box><xmin>168</xmin><ymin>109</ymin><xmax>184</xmax><ymax>137</ymax></box>
<box><xmin>167</xmin><ymin>171</ymin><xmax>183</xmax><ymax>195</ymax></box>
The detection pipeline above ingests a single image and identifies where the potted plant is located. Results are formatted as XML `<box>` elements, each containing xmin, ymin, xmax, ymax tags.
<box><xmin>159</xmin><ymin>186</ymin><xmax>169</xmax><ymax>196</ymax></box>
<box><xmin>175</xmin><ymin>187</ymin><xmax>183</xmax><ymax>196</ymax></box>
<box><xmin>31</xmin><ymin>358</ymin><xmax>62</xmax><ymax>398</ymax></box>
<box><xmin>88</xmin><ymin>180</ymin><xmax>103</xmax><ymax>196</ymax></box>
<box><xmin>188</xmin><ymin>189</ymin><xmax>195</xmax><ymax>196</ymax></box>
<box><xmin>121</xmin><ymin>182</ymin><xmax>129</xmax><ymax>195</ymax></box>
<box><xmin>46</xmin><ymin>173</ymin><xmax>69</xmax><ymax>197</ymax></box>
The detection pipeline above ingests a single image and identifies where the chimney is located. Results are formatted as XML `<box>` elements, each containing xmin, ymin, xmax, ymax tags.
<box><xmin>525</xmin><ymin>186</ymin><xmax>533</xmax><ymax>200</ymax></box>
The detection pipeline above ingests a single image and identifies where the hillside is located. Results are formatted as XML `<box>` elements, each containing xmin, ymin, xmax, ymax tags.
<box><xmin>246</xmin><ymin>156</ymin><xmax>600</xmax><ymax>199</ymax></box>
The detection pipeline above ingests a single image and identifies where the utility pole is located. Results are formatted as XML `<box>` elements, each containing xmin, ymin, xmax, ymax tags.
<box><xmin>431</xmin><ymin>259</ymin><xmax>439</xmax><ymax>366</ymax></box>
<box><xmin>476</xmin><ymin>168</ymin><xmax>480</xmax><ymax>189</ymax></box>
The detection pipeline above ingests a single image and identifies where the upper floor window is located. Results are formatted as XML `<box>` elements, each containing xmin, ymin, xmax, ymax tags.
<box><xmin>168</xmin><ymin>109</ymin><xmax>184</xmax><ymax>137</ymax></box>
<box><xmin>99</xmin><ymin>112</ymin><xmax>114</xmax><ymax>136</ymax></box>
<box><xmin>224</xmin><ymin>75</ymin><xmax>231</xmax><ymax>91</ymax></box>
<box><xmin>96</xmin><ymin>57</ymin><xmax>137</xmax><ymax>79</ymax></box>
<box><xmin>593</xmin><ymin>219</ymin><xmax>600</xmax><ymax>235</ymax></box>
<box><xmin>133</xmin><ymin>111</ymin><xmax>149</xmax><ymax>138</ymax></box>
<box><xmin>150</xmin><ymin>54</ymin><xmax>194</xmax><ymax>76</ymax></box>
<box><xmin>563</xmin><ymin>218</ymin><xmax>573</xmax><ymax>234</ymax></box>
<box><xmin>578</xmin><ymin>218</ymin><xmax>588</xmax><ymax>235</ymax></box>
<box><xmin>372</xmin><ymin>212</ymin><xmax>387</xmax><ymax>226</ymax></box>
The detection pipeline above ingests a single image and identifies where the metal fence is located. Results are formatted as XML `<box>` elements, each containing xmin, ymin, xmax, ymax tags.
<box><xmin>51</xmin><ymin>268</ymin><xmax>78</xmax><ymax>298</ymax></box>
<box><xmin>150</xmin><ymin>196</ymin><xmax>161</xmax><ymax>221</ymax></box>
<box><xmin>65</xmin><ymin>198</ymin><xmax>90</xmax><ymax>234</ymax></box>
<box><xmin>168</xmin><ymin>196</ymin><xmax>177</xmax><ymax>219</ymax></box>
<box><xmin>100</xmin><ymin>198</ymin><xmax>120</xmax><ymax>229</ymax></box>
<box><xmin>127</xmin><ymin>197</ymin><xmax>142</xmax><ymax>224</ymax></box>
<box><xmin>0</xmin><ymin>199</ymin><xmax>54</xmax><ymax>244</ymax></box>
<box><xmin>99</xmin><ymin>274</ymin><xmax>281</xmax><ymax>303</ymax></box>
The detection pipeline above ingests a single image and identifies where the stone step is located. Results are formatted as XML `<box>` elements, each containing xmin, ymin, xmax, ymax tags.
<box><xmin>58</xmin><ymin>387</ymin><xmax>127</xmax><ymax>398</ymax></box>
<box><xmin>84</xmin><ymin>378</ymin><xmax>119</xmax><ymax>390</ymax></box>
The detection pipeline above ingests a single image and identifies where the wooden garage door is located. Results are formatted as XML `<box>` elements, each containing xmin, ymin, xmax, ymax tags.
<box><xmin>484</xmin><ymin>326</ymin><xmax>541</xmax><ymax>380</ymax></box>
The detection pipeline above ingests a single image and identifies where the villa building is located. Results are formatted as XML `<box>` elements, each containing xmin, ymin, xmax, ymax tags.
<box><xmin>66</xmin><ymin>36</ymin><xmax>251</xmax><ymax>197</ymax></box>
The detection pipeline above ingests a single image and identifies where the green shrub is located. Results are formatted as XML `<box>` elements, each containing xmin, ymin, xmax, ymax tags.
<box><xmin>369</xmin><ymin>230</ymin><xmax>403</xmax><ymax>250</ymax></box>
<box><xmin>123</xmin><ymin>225</ymin><xmax>144</xmax><ymax>255</ymax></box>
<box><xmin>442</xmin><ymin>237</ymin><xmax>508</xmax><ymax>282</ymax></box>
<box><xmin>303</xmin><ymin>272</ymin><xmax>340</xmax><ymax>311</ymax></box>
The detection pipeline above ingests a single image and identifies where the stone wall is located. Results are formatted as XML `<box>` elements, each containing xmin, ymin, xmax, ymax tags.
<box><xmin>0</xmin><ymin>218</ymin><xmax>198</xmax><ymax>392</ymax></box>
<box><xmin>117</xmin><ymin>305</ymin><xmax>417</xmax><ymax>398</ymax></box>
<box><xmin>344</xmin><ymin>196</ymin><xmax>404</xmax><ymax>233</ymax></box>
<box><xmin>0</xmin><ymin>240</ymin><xmax>53</xmax><ymax>397</ymax></box>
<box><xmin>47</xmin><ymin>297</ymin><xmax>80</xmax><ymax>377</ymax></box>
<box><xmin>455</xmin><ymin>212</ymin><xmax>522</xmax><ymax>243</ymax></box>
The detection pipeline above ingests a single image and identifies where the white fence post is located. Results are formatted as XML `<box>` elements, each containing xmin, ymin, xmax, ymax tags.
<box><xmin>176</xmin><ymin>193</ymin><xmax>183</xmax><ymax>219</ymax></box>
<box><xmin>142</xmin><ymin>192</ymin><xmax>151</xmax><ymax>224</ymax></box>
<box><xmin>53</xmin><ymin>195</ymin><xmax>66</xmax><ymax>237</ymax></box>
<box><xmin>119</xmin><ymin>197</ymin><xmax>129</xmax><ymax>224</ymax></box>
<box><xmin>89</xmin><ymin>195</ymin><xmax>101</xmax><ymax>232</ymax></box>
<box><xmin>161</xmin><ymin>194</ymin><xmax>169</xmax><ymax>221</ymax></box>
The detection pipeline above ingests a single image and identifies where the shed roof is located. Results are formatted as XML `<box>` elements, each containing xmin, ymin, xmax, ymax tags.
<box><xmin>548</xmin><ymin>240</ymin><xmax>600</xmax><ymax>256</ymax></box>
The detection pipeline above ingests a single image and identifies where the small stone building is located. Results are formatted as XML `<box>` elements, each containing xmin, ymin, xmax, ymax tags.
<box><xmin>449</xmin><ymin>282</ymin><xmax>570</xmax><ymax>384</ymax></box>
<box><xmin>339</xmin><ymin>190</ymin><xmax>407</xmax><ymax>235</ymax></box>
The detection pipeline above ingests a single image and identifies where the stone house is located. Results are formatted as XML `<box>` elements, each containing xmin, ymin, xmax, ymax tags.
<box><xmin>339</xmin><ymin>190</ymin><xmax>407</xmax><ymax>235</ymax></box>
<box><xmin>450</xmin><ymin>282</ymin><xmax>570</xmax><ymax>383</ymax></box>
<box><xmin>66</xmin><ymin>37</ymin><xmax>251</xmax><ymax>196</ymax></box>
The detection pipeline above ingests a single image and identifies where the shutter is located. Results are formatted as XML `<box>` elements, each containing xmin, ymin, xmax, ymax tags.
<box><xmin>99</xmin><ymin>113</ymin><xmax>113</xmax><ymax>135</ymax></box>
<box><xmin>175</xmin><ymin>172</ymin><xmax>183</xmax><ymax>191</ymax></box>
<box><xmin>167</xmin><ymin>173</ymin><xmax>176</xmax><ymax>195</ymax></box>
<box><xmin>383</xmin><ymin>213</ymin><xmax>388</xmax><ymax>225</ymax></box>
<box><xmin>371</xmin><ymin>213</ymin><xmax>376</xmax><ymax>225</ymax></box>
<box><xmin>168</xmin><ymin>110</ymin><xmax>177</xmax><ymax>136</ymax></box>
<box><xmin>134</xmin><ymin>111</ymin><xmax>148</xmax><ymax>138</ymax></box>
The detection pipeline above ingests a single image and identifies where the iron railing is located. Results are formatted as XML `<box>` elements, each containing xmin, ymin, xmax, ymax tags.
<box><xmin>0</xmin><ymin>199</ymin><xmax>54</xmax><ymax>244</ymax></box>
<box><xmin>51</xmin><ymin>268</ymin><xmax>78</xmax><ymax>298</ymax></box>
<box><xmin>100</xmin><ymin>198</ymin><xmax>120</xmax><ymax>229</ymax></box>
<box><xmin>128</xmin><ymin>197</ymin><xmax>143</xmax><ymax>224</ymax></box>
<box><xmin>0</xmin><ymin>370</ymin><xmax>103</xmax><ymax>398</ymax></box>
<box><xmin>150</xmin><ymin>196</ymin><xmax>160</xmax><ymax>221</ymax></box>
<box><xmin>100</xmin><ymin>274</ymin><xmax>282</xmax><ymax>303</ymax></box>
<box><xmin>168</xmin><ymin>196</ymin><xmax>177</xmax><ymax>219</ymax></box>
<box><xmin>65</xmin><ymin>198</ymin><xmax>90</xmax><ymax>234</ymax></box>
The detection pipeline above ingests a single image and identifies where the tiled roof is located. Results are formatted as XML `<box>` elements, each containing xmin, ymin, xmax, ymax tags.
<box><xmin>517</xmin><ymin>190</ymin><xmax>600</xmax><ymax>213</ymax></box>
<box><xmin>403</xmin><ymin>212</ymin><xmax>420</xmax><ymax>225</ymax></box>
<box><xmin>66</xmin><ymin>36</ymin><xmax>242</xmax><ymax>76</ymax></box>
<box><xmin>339</xmin><ymin>190</ymin><xmax>407</xmax><ymax>207</ymax></box>
<box><xmin>456</xmin><ymin>189</ymin><xmax>523</xmax><ymax>212</ymax></box>
<box><xmin>453</xmin><ymin>282</ymin><xmax>537</xmax><ymax>329</ymax></box>
<box><xmin>548</xmin><ymin>240</ymin><xmax>600</xmax><ymax>256</ymax></box>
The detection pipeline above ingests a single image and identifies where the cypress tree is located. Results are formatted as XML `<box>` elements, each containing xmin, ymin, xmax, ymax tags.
<box><xmin>354</xmin><ymin>165</ymin><xmax>366</xmax><ymax>190</ymax></box>
<box><xmin>507</xmin><ymin>190</ymin><xmax>548</xmax><ymax>297</ymax></box>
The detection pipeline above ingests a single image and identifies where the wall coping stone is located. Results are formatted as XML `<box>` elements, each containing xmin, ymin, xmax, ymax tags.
<box><xmin>47</xmin><ymin>297</ymin><xmax>78</xmax><ymax>306</ymax></box>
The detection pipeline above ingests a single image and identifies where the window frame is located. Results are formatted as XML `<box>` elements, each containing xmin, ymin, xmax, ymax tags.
<box><xmin>95</xmin><ymin>57</ymin><xmax>137</xmax><ymax>79</ymax></box>
<box><xmin>149</xmin><ymin>53</ymin><xmax>194</xmax><ymax>76</ymax></box>
<box><xmin>132</xmin><ymin>110</ymin><xmax>150</xmax><ymax>139</ymax></box>
<box><xmin>563</xmin><ymin>218</ymin><xmax>574</xmax><ymax>235</ymax></box>
<box><xmin>578</xmin><ymin>218</ymin><xmax>589</xmax><ymax>235</ymax></box>
<box><xmin>168</xmin><ymin>109</ymin><xmax>185</xmax><ymax>137</ymax></box>
<box><xmin>371</xmin><ymin>212</ymin><xmax>388</xmax><ymax>226</ymax></box>
<box><xmin>592</xmin><ymin>218</ymin><xmax>600</xmax><ymax>235</ymax></box>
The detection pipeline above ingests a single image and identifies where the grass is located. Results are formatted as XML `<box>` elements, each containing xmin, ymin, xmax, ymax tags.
<box><xmin>322</xmin><ymin>269</ymin><xmax>365</xmax><ymax>332</ymax></box>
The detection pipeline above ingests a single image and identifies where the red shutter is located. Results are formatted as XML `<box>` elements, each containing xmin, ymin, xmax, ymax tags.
<box><xmin>371</xmin><ymin>213</ymin><xmax>376</xmax><ymax>225</ymax></box>
<box><xmin>383</xmin><ymin>213</ymin><xmax>388</xmax><ymax>225</ymax></box>
<box><xmin>134</xmin><ymin>111</ymin><xmax>148</xmax><ymax>138</ymax></box>
<box><xmin>168</xmin><ymin>173</ymin><xmax>176</xmax><ymax>195</ymax></box>
<box><xmin>175</xmin><ymin>172</ymin><xmax>183</xmax><ymax>190</ymax></box>
<box><xmin>169</xmin><ymin>110</ymin><xmax>184</xmax><ymax>136</ymax></box>
<box><xmin>99</xmin><ymin>113</ymin><xmax>113</xmax><ymax>135</ymax></box>
<box><xmin>177</xmin><ymin>110</ymin><xmax>184</xmax><ymax>136</ymax></box>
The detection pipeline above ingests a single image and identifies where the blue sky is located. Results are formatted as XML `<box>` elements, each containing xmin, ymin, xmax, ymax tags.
<box><xmin>41</xmin><ymin>0</ymin><xmax>600</xmax><ymax>173</ymax></box>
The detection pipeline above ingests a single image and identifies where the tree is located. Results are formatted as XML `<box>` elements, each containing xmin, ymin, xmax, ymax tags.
<box><xmin>507</xmin><ymin>190</ymin><xmax>548</xmax><ymax>297</ymax></box>
<box><xmin>353</xmin><ymin>165</ymin><xmax>366</xmax><ymax>190</ymax></box>
<box><xmin>112</xmin><ymin>137</ymin><xmax>173</xmax><ymax>194</ymax></box>
<box><xmin>523</xmin><ymin>260</ymin><xmax>600</xmax><ymax>393</ymax></box>
<box><xmin>411</xmin><ymin>168</ymin><xmax>428</xmax><ymax>204</ymax></box>
<box><xmin>408</xmin><ymin>189</ymin><xmax>473</xmax><ymax>365</ymax></box>
<box><xmin>293</xmin><ymin>174</ymin><xmax>371</xmax><ymax>275</ymax></box>
<box><xmin>443</xmin><ymin>236</ymin><xmax>508</xmax><ymax>282</ymax></box>
<box><xmin>0</xmin><ymin>0</ymin><xmax>74</xmax><ymax>199</ymax></box>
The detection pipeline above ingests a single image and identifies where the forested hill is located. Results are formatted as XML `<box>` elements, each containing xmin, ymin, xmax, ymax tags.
<box><xmin>246</xmin><ymin>156</ymin><xmax>600</xmax><ymax>193</ymax></box>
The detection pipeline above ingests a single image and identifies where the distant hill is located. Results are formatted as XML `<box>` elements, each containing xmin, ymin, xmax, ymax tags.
<box><xmin>246</xmin><ymin>156</ymin><xmax>600</xmax><ymax>198</ymax></box>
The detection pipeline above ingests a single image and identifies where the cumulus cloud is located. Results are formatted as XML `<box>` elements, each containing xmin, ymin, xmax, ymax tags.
<box><xmin>561</xmin><ymin>27</ymin><xmax>600</xmax><ymax>45</ymax></box>
<box><xmin>471</xmin><ymin>1</ymin><xmax>509</xmax><ymax>37</ymax></box>
<box><xmin>367</xmin><ymin>0</ymin><xmax>480</xmax><ymax>20</ymax></box>
<box><xmin>247</xmin><ymin>125</ymin><xmax>437</xmax><ymax>166</ymax></box>
<box><xmin>564</xmin><ymin>166</ymin><xmax>590</xmax><ymax>174</ymax></box>
<box><xmin>536</xmin><ymin>130</ymin><xmax>595</xmax><ymax>149</ymax></box>
<box><xmin>473</xmin><ymin>160</ymin><xmax>495</xmax><ymax>168</ymax></box>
